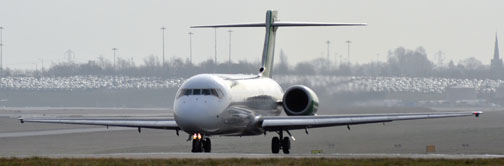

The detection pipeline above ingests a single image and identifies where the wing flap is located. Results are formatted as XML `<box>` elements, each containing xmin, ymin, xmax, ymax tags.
<box><xmin>262</xmin><ymin>112</ymin><xmax>482</xmax><ymax>131</ymax></box>
<box><xmin>20</xmin><ymin>118</ymin><xmax>179</xmax><ymax>130</ymax></box>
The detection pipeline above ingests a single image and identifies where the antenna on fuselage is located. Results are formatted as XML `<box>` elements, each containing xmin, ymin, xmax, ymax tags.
<box><xmin>191</xmin><ymin>10</ymin><xmax>366</xmax><ymax>78</ymax></box>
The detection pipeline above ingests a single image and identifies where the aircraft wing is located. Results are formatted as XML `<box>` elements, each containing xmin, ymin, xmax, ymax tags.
<box><xmin>19</xmin><ymin>117</ymin><xmax>179</xmax><ymax>130</ymax></box>
<box><xmin>261</xmin><ymin>111</ymin><xmax>482</xmax><ymax>131</ymax></box>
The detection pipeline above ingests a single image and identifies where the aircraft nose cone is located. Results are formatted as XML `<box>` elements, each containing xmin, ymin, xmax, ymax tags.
<box><xmin>175</xmin><ymin>103</ymin><xmax>220</xmax><ymax>133</ymax></box>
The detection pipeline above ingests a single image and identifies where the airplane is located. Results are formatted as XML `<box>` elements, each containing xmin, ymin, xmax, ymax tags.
<box><xmin>19</xmin><ymin>10</ymin><xmax>482</xmax><ymax>154</ymax></box>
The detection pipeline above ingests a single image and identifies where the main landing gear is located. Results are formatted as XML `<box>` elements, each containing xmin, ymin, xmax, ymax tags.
<box><xmin>271</xmin><ymin>130</ymin><xmax>291</xmax><ymax>154</ymax></box>
<box><xmin>191</xmin><ymin>133</ymin><xmax>211</xmax><ymax>153</ymax></box>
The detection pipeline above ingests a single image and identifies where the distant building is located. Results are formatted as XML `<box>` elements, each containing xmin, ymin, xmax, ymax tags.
<box><xmin>445</xmin><ymin>85</ymin><xmax>476</xmax><ymax>103</ymax></box>
<box><xmin>491</xmin><ymin>34</ymin><xmax>502</xmax><ymax>78</ymax></box>
<box><xmin>496</xmin><ymin>83</ymin><xmax>504</xmax><ymax>98</ymax></box>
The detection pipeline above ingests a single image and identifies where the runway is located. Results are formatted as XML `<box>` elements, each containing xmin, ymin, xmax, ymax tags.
<box><xmin>1</xmin><ymin>107</ymin><xmax>503</xmax><ymax>158</ymax></box>
<box><xmin>10</xmin><ymin>152</ymin><xmax>504</xmax><ymax>159</ymax></box>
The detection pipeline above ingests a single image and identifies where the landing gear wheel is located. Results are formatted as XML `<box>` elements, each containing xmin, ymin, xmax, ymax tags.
<box><xmin>192</xmin><ymin>139</ymin><xmax>202</xmax><ymax>153</ymax></box>
<box><xmin>281</xmin><ymin>137</ymin><xmax>290</xmax><ymax>154</ymax></box>
<box><xmin>271</xmin><ymin>137</ymin><xmax>280</xmax><ymax>153</ymax></box>
<box><xmin>203</xmin><ymin>138</ymin><xmax>211</xmax><ymax>152</ymax></box>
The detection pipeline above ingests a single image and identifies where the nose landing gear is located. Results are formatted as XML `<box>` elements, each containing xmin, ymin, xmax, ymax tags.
<box><xmin>191</xmin><ymin>133</ymin><xmax>211</xmax><ymax>153</ymax></box>
<box><xmin>271</xmin><ymin>130</ymin><xmax>291</xmax><ymax>154</ymax></box>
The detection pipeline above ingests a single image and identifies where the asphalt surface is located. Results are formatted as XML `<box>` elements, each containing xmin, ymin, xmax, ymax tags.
<box><xmin>10</xmin><ymin>153</ymin><xmax>504</xmax><ymax>159</ymax></box>
<box><xmin>0</xmin><ymin>107</ymin><xmax>503</xmax><ymax>158</ymax></box>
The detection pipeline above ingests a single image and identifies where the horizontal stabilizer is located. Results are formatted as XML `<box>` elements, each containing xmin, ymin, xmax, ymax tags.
<box><xmin>191</xmin><ymin>22</ymin><xmax>366</xmax><ymax>28</ymax></box>
<box><xmin>191</xmin><ymin>23</ymin><xmax>266</xmax><ymax>28</ymax></box>
<box><xmin>274</xmin><ymin>22</ymin><xmax>367</xmax><ymax>27</ymax></box>
<box><xmin>191</xmin><ymin>10</ymin><xmax>367</xmax><ymax>78</ymax></box>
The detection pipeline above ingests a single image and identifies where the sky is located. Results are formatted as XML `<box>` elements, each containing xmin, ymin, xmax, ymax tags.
<box><xmin>0</xmin><ymin>0</ymin><xmax>503</xmax><ymax>70</ymax></box>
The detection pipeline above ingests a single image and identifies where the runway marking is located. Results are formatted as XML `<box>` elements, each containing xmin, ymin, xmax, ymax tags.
<box><xmin>0</xmin><ymin>127</ymin><xmax>133</xmax><ymax>138</ymax></box>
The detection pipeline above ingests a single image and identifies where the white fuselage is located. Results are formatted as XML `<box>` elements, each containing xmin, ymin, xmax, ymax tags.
<box><xmin>174</xmin><ymin>74</ymin><xmax>284</xmax><ymax>136</ymax></box>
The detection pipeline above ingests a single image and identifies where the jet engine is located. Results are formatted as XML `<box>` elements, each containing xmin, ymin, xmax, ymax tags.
<box><xmin>282</xmin><ymin>85</ymin><xmax>319</xmax><ymax>116</ymax></box>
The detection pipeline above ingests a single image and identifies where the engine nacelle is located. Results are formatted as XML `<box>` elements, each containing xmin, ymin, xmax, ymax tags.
<box><xmin>282</xmin><ymin>85</ymin><xmax>319</xmax><ymax>116</ymax></box>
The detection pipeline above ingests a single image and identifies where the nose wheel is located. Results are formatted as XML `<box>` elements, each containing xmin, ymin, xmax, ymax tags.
<box><xmin>191</xmin><ymin>133</ymin><xmax>211</xmax><ymax>153</ymax></box>
<box><xmin>271</xmin><ymin>130</ymin><xmax>291</xmax><ymax>154</ymax></box>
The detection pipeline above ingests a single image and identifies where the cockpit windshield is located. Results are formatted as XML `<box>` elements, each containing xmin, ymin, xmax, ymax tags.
<box><xmin>177</xmin><ymin>88</ymin><xmax>223</xmax><ymax>99</ymax></box>
<box><xmin>184</xmin><ymin>89</ymin><xmax>192</xmax><ymax>95</ymax></box>
<box><xmin>202</xmin><ymin>89</ymin><xmax>211</xmax><ymax>95</ymax></box>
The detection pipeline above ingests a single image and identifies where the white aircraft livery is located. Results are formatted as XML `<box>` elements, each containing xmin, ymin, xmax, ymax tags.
<box><xmin>20</xmin><ymin>10</ymin><xmax>482</xmax><ymax>154</ymax></box>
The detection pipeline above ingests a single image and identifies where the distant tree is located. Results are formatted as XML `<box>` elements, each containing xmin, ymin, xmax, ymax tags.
<box><xmin>337</xmin><ymin>63</ymin><xmax>352</xmax><ymax>76</ymax></box>
<box><xmin>448</xmin><ymin>60</ymin><xmax>455</xmax><ymax>69</ymax></box>
<box><xmin>294</xmin><ymin>62</ymin><xmax>316</xmax><ymax>75</ymax></box>
<box><xmin>199</xmin><ymin>59</ymin><xmax>216</xmax><ymax>74</ymax></box>
<box><xmin>46</xmin><ymin>62</ymin><xmax>79</xmax><ymax>76</ymax></box>
<box><xmin>387</xmin><ymin>47</ymin><xmax>433</xmax><ymax>77</ymax></box>
<box><xmin>96</xmin><ymin>55</ymin><xmax>112</xmax><ymax>69</ymax></box>
<box><xmin>309</xmin><ymin>58</ymin><xmax>332</xmax><ymax>75</ymax></box>
<box><xmin>276</xmin><ymin>50</ymin><xmax>290</xmax><ymax>74</ymax></box>
<box><xmin>167</xmin><ymin>57</ymin><xmax>186</xmax><ymax>76</ymax></box>
<box><xmin>1</xmin><ymin>68</ymin><xmax>11</xmax><ymax>77</ymax></box>
<box><xmin>459</xmin><ymin>57</ymin><xmax>484</xmax><ymax>70</ymax></box>
<box><xmin>143</xmin><ymin>55</ymin><xmax>161</xmax><ymax>68</ymax></box>
<box><xmin>116</xmin><ymin>57</ymin><xmax>135</xmax><ymax>70</ymax></box>
<box><xmin>11</xmin><ymin>45</ymin><xmax>499</xmax><ymax>79</ymax></box>
<box><xmin>79</xmin><ymin>61</ymin><xmax>103</xmax><ymax>75</ymax></box>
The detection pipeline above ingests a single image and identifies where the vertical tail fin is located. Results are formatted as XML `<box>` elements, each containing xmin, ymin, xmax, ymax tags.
<box><xmin>191</xmin><ymin>10</ymin><xmax>366</xmax><ymax>78</ymax></box>
<box><xmin>259</xmin><ymin>10</ymin><xmax>278</xmax><ymax>78</ymax></box>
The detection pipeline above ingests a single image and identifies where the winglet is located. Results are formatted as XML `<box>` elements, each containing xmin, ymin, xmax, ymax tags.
<box><xmin>472</xmin><ymin>111</ymin><xmax>483</xmax><ymax>117</ymax></box>
<box><xmin>19</xmin><ymin>117</ymin><xmax>24</xmax><ymax>123</ymax></box>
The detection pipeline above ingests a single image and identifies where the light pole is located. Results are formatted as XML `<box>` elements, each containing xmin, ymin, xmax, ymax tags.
<box><xmin>346</xmin><ymin>40</ymin><xmax>351</xmax><ymax>65</ymax></box>
<box><xmin>0</xmin><ymin>26</ymin><xmax>4</xmax><ymax>70</ymax></box>
<box><xmin>339</xmin><ymin>54</ymin><xmax>343</xmax><ymax>66</ymax></box>
<box><xmin>214</xmin><ymin>28</ymin><xmax>217</xmax><ymax>64</ymax></box>
<box><xmin>228</xmin><ymin>30</ymin><xmax>233</xmax><ymax>64</ymax></box>
<box><xmin>334</xmin><ymin>53</ymin><xmax>339</xmax><ymax>66</ymax></box>
<box><xmin>188</xmin><ymin>32</ymin><xmax>193</xmax><ymax>64</ymax></box>
<box><xmin>112</xmin><ymin>48</ymin><xmax>117</xmax><ymax>69</ymax></box>
<box><xmin>161</xmin><ymin>27</ymin><xmax>166</xmax><ymax>67</ymax></box>
<box><xmin>326</xmin><ymin>40</ymin><xmax>331</xmax><ymax>61</ymax></box>
<box><xmin>39</xmin><ymin>58</ymin><xmax>44</xmax><ymax>71</ymax></box>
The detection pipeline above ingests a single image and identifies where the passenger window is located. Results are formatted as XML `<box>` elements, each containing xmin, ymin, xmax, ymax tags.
<box><xmin>193</xmin><ymin>89</ymin><xmax>201</xmax><ymax>95</ymax></box>
<box><xmin>202</xmin><ymin>89</ymin><xmax>211</xmax><ymax>95</ymax></box>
